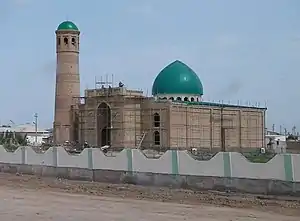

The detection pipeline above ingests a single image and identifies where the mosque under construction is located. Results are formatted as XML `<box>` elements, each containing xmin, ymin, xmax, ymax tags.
<box><xmin>53</xmin><ymin>21</ymin><xmax>266</xmax><ymax>151</ymax></box>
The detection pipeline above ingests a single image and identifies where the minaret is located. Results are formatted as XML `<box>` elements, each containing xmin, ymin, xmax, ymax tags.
<box><xmin>53</xmin><ymin>21</ymin><xmax>80</xmax><ymax>144</ymax></box>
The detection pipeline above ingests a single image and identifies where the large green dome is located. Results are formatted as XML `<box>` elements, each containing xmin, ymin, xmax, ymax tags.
<box><xmin>152</xmin><ymin>60</ymin><xmax>203</xmax><ymax>96</ymax></box>
<box><xmin>57</xmin><ymin>21</ymin><xmax>79</xmax><ymax>31</ymax></box>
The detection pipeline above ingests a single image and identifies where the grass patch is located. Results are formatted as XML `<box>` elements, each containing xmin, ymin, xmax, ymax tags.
<box><xmin>242</xmin><ymin>149</ymin><xmax>276</xmax><ymax>163</ymax></box>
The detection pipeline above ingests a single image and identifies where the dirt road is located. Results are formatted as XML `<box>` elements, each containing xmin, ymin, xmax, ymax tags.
<box><xmin>0</xmin><ymin>173</ymin><xmax>299</xmax><ymax>220</ymax></box>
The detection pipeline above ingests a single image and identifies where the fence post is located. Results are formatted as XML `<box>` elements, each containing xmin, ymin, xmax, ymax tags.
<box><xmin>171</xmin><ymin>150</ymin><xmax>179</xmax><ymax>175</ymax></box>
<box><xmin>21</xmin><ymin>146</ymin><xmax>26</xmax><ymax>164</ymax></box>
<box><xmin>283</xmin><ymin>154</ymin><xmax>294</xmax><ymax>182</ymax></box>
<box><xmin>52</xmin><ymin>147</ymin><xmax>58</xmax><ymax>167</ymax></box>
<box><xmin>88</xmin><ymin>148</ymin><xmax>93</xmax><ymax>169</ymax></box>
<box><xmin>223</xmin><ymin>152</ymin><xmax>231</xmax><ymax>177</ymax></box>
<box><xmin>126</xmin><ymin>148</ymin><xmax>133</xmax><ymax>173</ymax></box>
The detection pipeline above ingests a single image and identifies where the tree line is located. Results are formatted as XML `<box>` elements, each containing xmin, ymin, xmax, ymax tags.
<box><xmin>0</xmin><ymin>131</ymin><xmax>28</xmax><ymax>152</ymax></box>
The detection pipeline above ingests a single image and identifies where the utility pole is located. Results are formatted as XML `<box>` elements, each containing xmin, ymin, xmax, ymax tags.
<box><xmin>292</xmin><ymin>126</ymin><xmax>296</xmax><ymax>136</ymax></box>
<box><xmin>34</xmin><ymin>113</ymin><xmax>38</xmax><ymax>144</ymax></box>
<box><xmin>279</xmin><ymin>125</ymin><xmax>282</xmax><ymax>135</ymax></box>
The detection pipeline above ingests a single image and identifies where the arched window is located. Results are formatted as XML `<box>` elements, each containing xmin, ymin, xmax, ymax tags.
<box><xmin>71</xmin><ymin>37</ymin><xmax>76</xmax><ymax>46</ymax></box>
<box><xmin>196</xmin><ymin>98</ymin><xmax>199</xmax><ymax>102</ymax></box>
<box><xmin>162</xmin><ymin>97</ymin><xmax>167</xmax><ymax>100</ymax></box>
<box><xmin>176</xmin><ymin>97</ymin><xmax>181</xmax><ymax>101</ymax></box>
<box><xmin>57</xmin><ymin>37</ymin><xmax>61</xmax><ymax>46</ymax></box>
<box><xmin>153</xmin><ymin>113</ymin><xmax>160</xmax><ymax>127</ymax></box>
<box><xmin>169</xmin><ymin>97</ymin><xmax>174</xmax><ymax>101</ymax></box>
<box><xmin>154</xmin><ymin>131</ymin><xmax>160</xmax><ymax>145</ymax></box>
<box><xmin>184</xmin><ymin>97</ymin><xmax>188</xmax><ymax>101</ymax></box>
<box><xmin>64</xmin><ymin>37</ymin><xmax>68</xmax><ymax>45</ymax></box>
<box><xmin>191</xmin><ymin>97</ymin><xmax>195</xmax><ymax>102</ymax></box>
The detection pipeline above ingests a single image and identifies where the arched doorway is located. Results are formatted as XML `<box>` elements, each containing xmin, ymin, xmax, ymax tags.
<box><xmin>97</xmin><ymin>102</ymin><xmax>111</xmax><ymax>147</ymax></box>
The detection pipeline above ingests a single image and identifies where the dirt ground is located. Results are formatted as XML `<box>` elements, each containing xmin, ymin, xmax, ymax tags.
<box><xmin>0</xmin><ymin>173</ymin><xmax>300</xmax><ymax>220</ymax></box>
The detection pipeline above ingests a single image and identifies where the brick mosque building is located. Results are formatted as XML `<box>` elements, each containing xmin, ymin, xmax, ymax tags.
<box><xmin>53</xmin><ymin>21</ymin><xmax>266</xmax><ymax>151</ymax></box>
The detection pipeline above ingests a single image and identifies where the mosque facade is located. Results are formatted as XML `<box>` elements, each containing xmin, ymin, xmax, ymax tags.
<box><xmin>53</xmin><ymin>21</ymin><xmax>266</xmax><ymax>151</ymax></box>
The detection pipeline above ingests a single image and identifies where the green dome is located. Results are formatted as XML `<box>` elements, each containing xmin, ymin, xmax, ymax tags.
<box><xmin>152</xmin><ymin>60</ymin><xmax>203</xmax><ymax>96</ymax></box>
<box><xmin>57</xmin><ymin>21</ymin><xmax>79</xmax><ymax>31</ymax></box>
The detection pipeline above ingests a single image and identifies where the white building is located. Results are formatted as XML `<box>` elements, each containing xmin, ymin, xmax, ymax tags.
<box><xmin>0</xmin><ymin>124</ymin><xmax>51</xmax><ymax>145</ymax></box>
<box><xmin>265</xmin><ymin>134</ymin><xmax>287</xmax><ymax>153</ymax></box>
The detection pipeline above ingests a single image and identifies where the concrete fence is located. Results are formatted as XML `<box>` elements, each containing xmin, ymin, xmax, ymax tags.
<box><xmin>0</xmin><ymin>146</ymin><xmax>300</xmax><ymax>195</ymax></box>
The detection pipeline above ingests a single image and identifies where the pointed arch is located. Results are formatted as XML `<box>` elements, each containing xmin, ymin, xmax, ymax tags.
<box><xmin>97</xmin><ymin>102</ymin><xmax>111</xmax><ymax>147</ymax></box>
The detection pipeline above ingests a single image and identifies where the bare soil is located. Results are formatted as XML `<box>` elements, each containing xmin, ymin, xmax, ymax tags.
<box><xmin>0</xmin><ymin>172</ymin><xmax>300</xmax><ymax>220</ymax></box>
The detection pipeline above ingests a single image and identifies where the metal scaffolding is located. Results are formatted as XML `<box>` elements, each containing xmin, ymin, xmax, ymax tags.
<box><xmin>71</xmin><ymin>91</ymin><xmax>169</xmax><ymax>150</ymax></box>
<box><xmin>71</xmin><ymin>92</ymin><xmax>265</xmax><ymax>153</ymax></box>
<box><xmin>167</xmin><ymin>103</ymin><xmax>264</xmax><ymax>152</ymax></box>
<box><xmin>69</xmin><ymin>76</ymin><xmax>265</xmax><ymax>152</ymax></box>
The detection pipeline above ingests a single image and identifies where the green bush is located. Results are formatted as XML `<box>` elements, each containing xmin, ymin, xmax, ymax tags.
<box><xmin>0</xmin><ymin>130</ymin><xmax>28</xmax><ymax>152</ymax></box>
<box><xmin>242</xmin><ymin>149</ymin><xmax>275</xmax><ymax>163</ymax></box>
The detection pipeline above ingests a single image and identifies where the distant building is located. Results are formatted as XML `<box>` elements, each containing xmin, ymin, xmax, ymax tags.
<box><xmin>0</xmin><ymin>124</ymin><xmax>51</xmax><ymax>145</ymax></box>
<box><xmin>266</xmin><ymin>130</ymin><xmax>281</xmax><ymax>136</ymax></box>
<box><xmin>265</xmin><ymin>134</ymin><xmax>286</xmax><ymax>153</ymax></box>
<box><xmin>53</xmin><ymin>21</ymin><xmax>267</xmax><ymax>151</ymax></box>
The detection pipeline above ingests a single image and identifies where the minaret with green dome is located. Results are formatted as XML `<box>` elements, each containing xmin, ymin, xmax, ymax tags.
<box><xmin>152</xmin><ymin>60</ymin><xmax>203</xmax><ymax>102</ymax></box>
<box><xmin>53</xmin><ymin>20</ymin><xmax>80</xmax><ymax>144</ymax></box>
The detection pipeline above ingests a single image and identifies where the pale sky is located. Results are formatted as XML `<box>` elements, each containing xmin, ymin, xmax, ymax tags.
<box><xmin>0</xmin><ymin>0</ymin><xmax>299</xmax><ymax>132</ymax></box>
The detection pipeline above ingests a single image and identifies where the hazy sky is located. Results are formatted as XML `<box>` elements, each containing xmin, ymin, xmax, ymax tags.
<box><xmin>0</xmin><ymin>0</ymin><xmax>299</xmax><ymax>132</ymax></box>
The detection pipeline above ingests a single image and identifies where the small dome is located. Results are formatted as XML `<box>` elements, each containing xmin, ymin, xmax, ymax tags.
<box><xmin>57</xmin><ymin>21</ymin><xmax>79</xmax><ymax>31</ymax></box>
<box><xmin>152</xmin><ymin>60</ymin><xmax>203</xmax><ymax>96</ymax></box>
